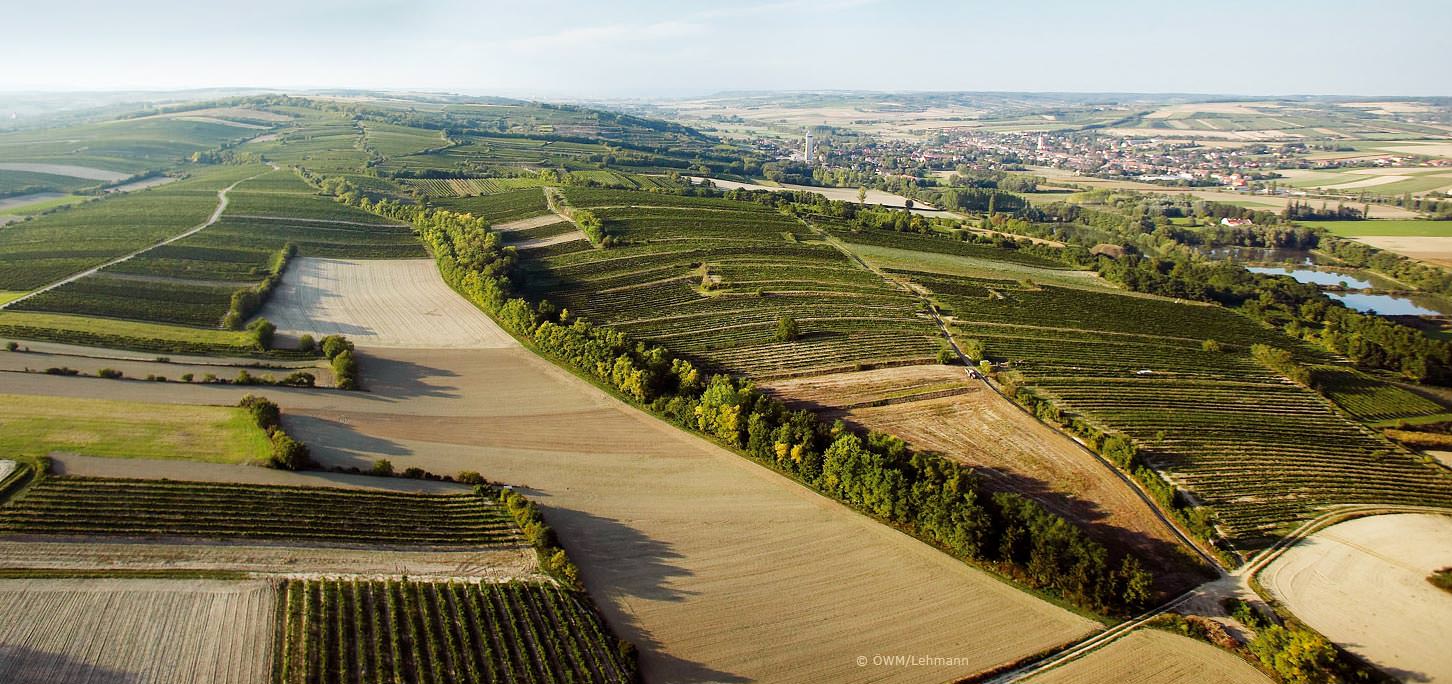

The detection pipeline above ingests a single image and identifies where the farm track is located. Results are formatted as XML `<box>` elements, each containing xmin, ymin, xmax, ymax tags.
<box><xmin>0</xmin><ymin>164</ymin><xmax>276</xmax><ymax>311</ymax></box>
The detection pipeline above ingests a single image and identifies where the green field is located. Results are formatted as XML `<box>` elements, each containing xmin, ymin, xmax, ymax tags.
<box><xmin>1301</xmin><ymin>220</ymin><xmax>1452</xmax><ymax>237</ymax></box>
<box><xmin>0</xmin><ymin>310</ymin><xmax>260</xmax><ymax>355</ymax></box>
<box><xmin>0</xmin><ymin>194</ymin><xmax>90</xmax><ymax>215</ymax></box>
<box><xmin>0</xmin><ymin>393</ymin><xmax>272</xmax><ymax>463</ymax></box>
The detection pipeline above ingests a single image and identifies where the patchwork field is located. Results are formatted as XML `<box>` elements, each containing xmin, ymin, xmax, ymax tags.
<box><xmin>1024</xmin><ymin>628</ymin><xmax>1270</xmax><ymax>684</ymax></box>
<box><xmin>762</xmin><ymin>366</ymin><xmax>1206</xmax><ymax>589</ymax></box>
<box><xmin>1261</xmin><ymin>513</ymin><xmax>1452</xmax><ymax>683</ymax></box>
<box><xmin>0</xmin><ymin>311</ymin><xmax>1102</xmax><ymax>684</ymax></box>
<box><xmin>894</xmin><ymin>269</ymin><xmax>1452</xmax><ymax>551</ymax></box>
<box><xmin>0</xmin><ymin>578</ymin><xmax>275</xmax><ymax>684</ymax></box>
<box><xmin>258</xmin><ymin>258</ymin><xmax>516</xmax><ymax>349</ymax></box>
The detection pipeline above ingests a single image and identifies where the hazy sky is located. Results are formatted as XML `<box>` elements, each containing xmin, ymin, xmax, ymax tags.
<box><xmin>3</xmin><ymin>0</ymin><xmax>1446</xmax><ymax>97</ymax></box>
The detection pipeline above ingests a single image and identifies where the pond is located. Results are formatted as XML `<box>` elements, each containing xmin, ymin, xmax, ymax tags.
<box><xmin>1327</xmin><ymin>292</ymin><xmax>1446</xmax><ymax>316</ymax></box>
<box><xmin>1197</xmin><ymin>246</ymin><xmax>1329</xmax><ymax>265</ymax></box>
<box><xmin>1247</xmin><ymin>267</ymin><xmax>1375</xmax><ymax>290</ymax></box>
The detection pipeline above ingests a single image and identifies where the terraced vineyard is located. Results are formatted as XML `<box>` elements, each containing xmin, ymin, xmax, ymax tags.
<box><xmin>274</xmin><ymin>579</ymin><xmax>633</xmax><ymax>684</ymax></box>
<box><xmin>517</xmin><ymin>188</ymin><xmax>943</xmax><ymax>378</ymax></box>
<box><xmin>903</xmin><ymin>269</ymin><xmax>1452</xmax><ymax>550</ymax></box>
<box><xmin>12</xmin><ymin>168</ymin><xmax>421</xmax><ymax>328</ymax></box>
<box><xmin>404</xmin><ymin>177</ymin><xmax>545</xmax><ymax>197</ymax></box>
<box><xmin>0</xmin><ymin>478</ymin><xmax>520</xmax><ymax>548</ymax></box>
<box><xmin>435</xmin><ymin>188</ymin><xmax>552</xmax><ymax>224</ymax></box>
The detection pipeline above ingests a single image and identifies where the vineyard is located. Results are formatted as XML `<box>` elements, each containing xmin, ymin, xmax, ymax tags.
<box><xmin>12</xmin><ymin>168</ymin><xmax>422</xmax><ymax>329</ymax></box>
<box><xmin>0</xmin><ymin>165</ymin><xmax>262</xmax><ymax>290</ymax></box>
<box><xmin>0</xmin><ymin>478</ymin><xmax>521</xmax><ymax>548</ymax></box>
<box><xmin>274</xmin><ymin>579</ymin><xmax>634</xmax><ymax>684</ymax></box>
<box><xmin>517</xmin><ymin>188</ymin><xmax>943</xmax><ymax>378</ymax></box>
<box><xmin>901</xmin><ymin>268</ymin><xmax>1452</xmax><ymax>550</ymax></box>
<box><xmin>404</xmin><ymin>177</ymin><xmax>545</xmax><ymax>197</ymax></box>
<box><xmin>435</xmin><ymin>188</ymin><xmax>552</xmax><ymax>224</ymax></box>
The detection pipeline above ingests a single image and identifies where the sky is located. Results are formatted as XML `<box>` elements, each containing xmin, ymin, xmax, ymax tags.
<box><xmin>3</xmin><ymin>0</ymin><xmax>1447</xmax><ymax>97</ymax></box>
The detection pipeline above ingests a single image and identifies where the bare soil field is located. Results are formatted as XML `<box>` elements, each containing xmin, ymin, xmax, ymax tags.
<box><xmin>1024</xmin><ymin>629</ymin><xmax>1270</xmax><ymax>684</ymax></box>
<box><xmin>1261</xmin><ymin>513</ymin><xmax>1452</xmax><ymax>683</ymax></box>
<box><xmin>493</xmin><ymin>214</ymin><xmax>569</xmax><ymax>232</ymax></box>
<box><xmin>763</xmin><ymin>366</ymin><xmax>1204</xmax><ymax>590</ymax></box>
<box><xmin>690</xmin><ymin>176</ymin><xmax>934</xmax><ymax>209</ymax></box>
<box><xmin>0</xmin><ymin>162</ymin><xmax>129</xmax><ymax>181</ymax></box>
<box><xmin>0</xmin><ymin>349</ymin><xmax>335</xmax><ymax>386</ymax></box>
<box><xmin>1352</xmin><ymin>236</ymin><xmax>1452</xmax><ymax>268</ymax></box>
<box><xmin>0</xmin><ymin>578</ymin><xmax>274</xmax><ymax>684</ymax></box>
<box><xmin>0</xmin><ymin>349</ymin><xmax>1101</xmax><ymax>682</ymax></box>
<box><xmin>516</xmin><ymin>231</ymin><xmax>585</xmax><ymax>250</ymax></box>
<box><xmin>256</xmin><ymin>258</ymin><xmax>516</xmax><ymax>349</ymax></box>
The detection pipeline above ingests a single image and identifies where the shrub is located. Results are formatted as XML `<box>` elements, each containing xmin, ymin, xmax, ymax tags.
<box><xmin>180</xmin><ymin>373</ymin><xmax>193</xmax><ymax>382</ymax></box>
<box><xmin>332</xmin><ymin>349</ymin><xmax>359</xmax><ymax>390</ymax></box>
<box><xmin>281</xmin><ymin>371</ymin><xmax>316</xmax><ymax>387</ymax></box>
<box><xmin>43</xmin><ymin>367</ymin><xmax>79</xmax><ymax>376</ymax></box>
<box><xmin>269</xmin><ymin>431</ymin><xmax>312</xmax><ymax>470</ymax></box>
<box><xmin>320</xmin><ymin>334</ymin><xmax>354</xmax><ymax>359</ymax></box>
<box><xmin>457</xmin><ymin>471</ymin><xmax>487</xmax><ymax>485</ymax></box>
<box><xmin>773</xmin><ymin>315</ymin><xmax>799</xmax><ymax>343</ymax></box>
<box><xmin>247</xmin><ymin>318</ymin><xmax>276</xmax><ymax>350</ymax></box>
<box><xmin>96</xmin><ymin>368</ymin><xmax>124</xmax><ymax>379</ymax></box>
<box><xmin>238</xmin><ymin>395</ymin><xmax>281</xmax><ymax>433</ymax></box>
<box><xmin>297</xmin><ymin>334</ymin><xmax>316</xmax><ymax>353</ymax></box>
<box><xmin>370</xmin><ymin>459</ymin><xmax>395</xmax><ymax>476</ymax></box>
<box><xmin>4</xmin><ymin>341</ymin><xmax>17</xmax><ymax>352</ymax></box>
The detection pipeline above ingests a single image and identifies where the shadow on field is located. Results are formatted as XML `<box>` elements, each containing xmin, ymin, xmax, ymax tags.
<box><xmin>357</xmin><ymin>352</ymin><xmax>464</xmax><ymax>400</ymax></box>
<box><xmin>283</xmin><ymin>414</ymin><xmax>412</xmax><ymax>466</ymax></box>
<box><xmin>521</xmin><ymin>501</ymin><xmax>749</xmax><ymax>683</ymax></box>
<box><xmin>0</xmin><ymin>645</ymin><xmax>139</xmax><ymax>683</ymax></box>
<box><xmin>979</xmin><ymin>467</ymin><xmax>1217</xmax><ymax>592</ymax></box>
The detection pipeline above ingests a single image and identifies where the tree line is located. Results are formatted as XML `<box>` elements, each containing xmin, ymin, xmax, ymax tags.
<box><xmin>314</xmin><ymin>175</ymin><xmax>1158</xmax><ymax>615</ymax></box>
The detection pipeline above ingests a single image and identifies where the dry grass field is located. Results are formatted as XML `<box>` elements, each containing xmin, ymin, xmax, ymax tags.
<box><xmin>1351</xmin><ymin>236</ymin><xmax>1452</xmax><ymax>268</ymax></box>
<box><xmin>256</xmin><ymin>258</ymin><xmax>515</xmax><ymax>349</ymax></box>
<box><xmin>762</xmin><ymin>366</ymin><xmax>1204</xmax><ymax>590</ymax></box>
<box><xmin>1261</xmin><ymin>513</ymin><xmax>1452</xmax><ymax>684</ymax></box>
<box><xmin>0</xmin><ymin>304</ymin><xmax>1102</xmax><ymax>683</ymax></box>
<box><xmin>0</xmin><ymin>579</ymin><xmax>274</xmax><ymax>684</ymax></box>
<box><xmin>1024</xmin><ymin>629</ymin><xmax>1270</xmax><ymax>684</ymax></box>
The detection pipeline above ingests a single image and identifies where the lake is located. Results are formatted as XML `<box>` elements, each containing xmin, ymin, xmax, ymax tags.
<box><xmin>1247</xmin><ymin>267</ymin><xmax>1375</xmax><ymax>289</ymax></box>
<box><xmin>1327</xmin><ymin>293</ymin><xmax>1445</xmax><ymax>316</ymax></box>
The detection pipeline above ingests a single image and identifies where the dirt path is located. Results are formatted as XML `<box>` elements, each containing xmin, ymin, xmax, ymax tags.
<box><xmin>493</xmin><ymin>214</ymin><xmax>568</xmax><ymax>232</ymax></box>
<box><xmin>516</xmin><ymin>232</ymin><xmax>585</xmax><ymax>250</ymax></box>
<box><xmin>0</xmin><ymin>164</ymin><xmax>275</xmax><ymax>311</ymax></box>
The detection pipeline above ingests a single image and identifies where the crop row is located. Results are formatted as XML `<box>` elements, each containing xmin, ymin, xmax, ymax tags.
<box><xmin>0</xmin><ymin>478</ymin><xmax>521</xmax><ymax>547</ymax></box>
<box><xmin>405</xmin><ymin>177</ymin><xmax>545</xmax><ymax>197</ymax></box>
<box><xmin>434</xmin><ymin>188</ymin><xmax>551</xmax><ymax>224</ymax></box>
<box><xmin>10</xmin><ymin>273</ymin><xmax>237</xmax><ymax>327</ymax></box>
<box><xmin>274</xmin><ymin>579</ymin><xmax>632</xmax><ymax>684</ymax></box>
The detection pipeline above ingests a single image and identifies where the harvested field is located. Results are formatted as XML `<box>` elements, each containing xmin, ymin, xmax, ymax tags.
<box><xmin>0</xmin><ymin>578</ymin><xmax>274</xmax><ymax>684</ymax></box>
<box><xmin>0</xmin><ymin>162</ymin><xmax>129</xmax><ymax>181</ymax></box>
<box><xmin>0</xmin><ymin>348</ymin><xmax>335</xmax><ymax>386</ymax></box>
<box><xmin>256</xmin><ymin>258</ymin><xmax>515</xmax><ymax>349</ymax></box>
<box><xmin>1261</xmin><ymin>513</ymin><xmax>1452</xmax><ymax>683</ymax></box>
<box><xmin>1024</xmin><ymin>629</ymin><xmax>1270</xmax><ymax>684</ymax></box>
<box><xmin>0</xmin><ymin>348</ymin><xmax>1102</xmax><ymax>683</ymax></box>
<box><xmin>493</xmin><ymin>213</ymin><xmax>569</xmax><ymax>232</ymax></box>
<box><xmin>1351</xmin><ymin>236</ymin><xmax>1452</xmax><ymax>268</ymax></box>
<box><xmin>763</xmin><ymin>366</ymin><xmax>1205</xmax><ymax>590</ymax></box>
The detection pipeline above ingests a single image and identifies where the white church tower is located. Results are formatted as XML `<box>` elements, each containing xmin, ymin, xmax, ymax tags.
<box><xmin>803</xmin><ymin>129</ymin><xmax>815</xmax><ymax>165</ymax></box>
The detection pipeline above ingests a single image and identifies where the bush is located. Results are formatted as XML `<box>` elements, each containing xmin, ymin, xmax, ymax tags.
<box><xmin>773</xmin><ymin>315</ymin><xmax>800</xmax><ymax>343</ymax></box>
<box><xmin>320</xmin><ymin>334</ymin><xmax>354</xmax><ymax>359</ymax></box>
<box><xmin>269</xmin><ymin>431</ymin><xmax>312</xmax><ymax>470</ymax></box>
<box><xmin>238</xmin><ymin>395</ymin><xmax>281</xmax><ymax>432</ymax></box>
<box><xmin>281</xmin><ymin>371</ymin><xmax>316</xmax><ymax>387</ymax></box>
<box><xmin>370</xmin><ymin>459</ymin><xmax>395</xmax><ymax>476</ymax></box>
<box><xmin>457</xmin><ymin>471</ymin><xmax>487</xmax><ymax>485</ymax></box>
<box><xmin>247</xmin><ymin>318</ymin><xmax>276</xmax><ymax>350</ymax></box>
<box><xmin>332</xmin><ymin>349</ymin><xmax>359</xmax><ymax>390</ymax></box>
<box><xmin>4</xmin><ymin>341</ymin><xmax>17</xmax><ymax>352</ymax></box>
<box><xmin>297</xmin><ymin>334</ymin><xmax>316</xmax><ymax>353</ymax></box>
<box><xmin>96</xmin><ymin>368</ymin><xmax>124</xmax><ymax>379</ymax></box>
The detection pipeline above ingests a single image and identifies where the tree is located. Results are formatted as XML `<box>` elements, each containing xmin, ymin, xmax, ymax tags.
<box><xmin>857</xmin><ymin>186</ymin><xmax>867</xmax><ymax>205</ymax></box>
<box><xmin>774</xmin><ymin>315</ymin><xmax>800</xmax><ymax>343</ymax></box>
